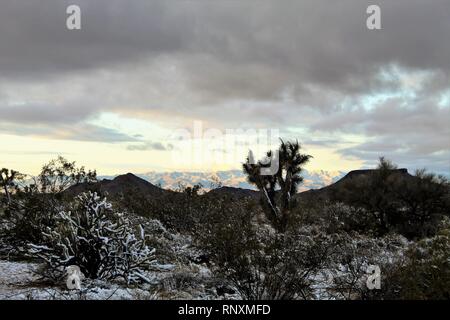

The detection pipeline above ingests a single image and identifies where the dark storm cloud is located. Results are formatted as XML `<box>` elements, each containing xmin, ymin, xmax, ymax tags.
<box><xmin>0</xmin><ymin>0</ymin><xmax>191</xmax><ymax>79</ymax></box>
<box><xmin>0</xmin><ymin>103</ymin><xmax>91</xmax><ymax>124</ymax></box>
<box><xmin>0</xmin><ymin>121</ymin><xmax>138</xmax><ymax>143</ymax></box>
<box><xmin>1</xmin><ymin>0</ymin><xmax>449</xmax><ymax>87</ymax></box>
<box><xmin>0</xmin><ymin>0</ymin><xmax>449</xmax><ymax>172</ymax></box>
<box><xmin>327</xmin><ymin>97</ymin><xmax>450</xmax><ymax>173</ymax></box>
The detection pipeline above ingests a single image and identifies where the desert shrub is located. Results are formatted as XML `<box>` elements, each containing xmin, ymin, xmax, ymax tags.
<box><xmin>120</xmin><ymin>191</ymin><xmax>199</xmax><ymax>233</ymax></box>
<box><xmin>288</xmin><ymin>200</ymin><xmax>381</xmax><ymax>237</ymax></box>
<box><xmin>5</xmin><ymin>193</ymin><xmax>61</xmax><ymax>247</ymax></box>
<box><xmin>392</xmin><ymin>170</ymin><xmax>450</xmax><ymax>238</ymax></box>
<box><xmin>193</xmin><ymin>197</ymin><xmax>259</xmax><ymax>261</ymax></box>
<box><xmin>331</xmin><ymin>158</ymin><xmax>401</xmax><ymax>236</ymax></box>
<box><xmin>37</xmin><ymin>156</ymin><xmax>97</xmax><ymax>194</ymax></box>
<box><xmin>2</xmin><ymin>157</ymin><xmax>97</xmax><ymax>247</ymax></box>
<box><xmin>334</xmin><ymin>158</ymin><xmax>450</xmax><ymax>238</ymax></box>
<box><xmin>326</xmin><ymin>233</ymin><xmax>408</xmax><ymax>300</ymax></box>
<box><xmin>0</xmin><ymin>168</ymin><xmax>25</xmax><ymax>208</ymax></box>
<box><xmin>365</xmin><ymin>220</ymin><xmax>450</xmax><ymax>300</ymax></box>
<box><xmin>28</xmin><ymin>192</ymin><xmax>156</xmax><ymax>284</ymax></box>
<box><xmin>124</xmin><ymin>187</ymin><xmax>262</xmax><ymax>236</ymax></box>
<box><xmin>160</xmin><ymin>271</ymin><xmax>201</xmax><ymax>294</ymax></box>
<box><xmin>224</xmin><ymin>229</ymin><xmax>333</xmax><ymax>300</ymax></box>
<box><xmin>196</xmin><ymin>200</ymin><xmax>333</xmax><ymax>300</ymax></box>
<box><xmin>323</xmin><ymin>202</ymin><xmax>380</xmax><ymax>235</ymax></box>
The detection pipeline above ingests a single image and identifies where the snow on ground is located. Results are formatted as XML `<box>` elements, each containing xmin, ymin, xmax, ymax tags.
<box><xmin>0</xmin><ymin>218</ymin><xmax>239</xmax><ymax>300</ymax></box>
<box><xmin>0</xmin><ymin>260</ymin><xmax>40</xmax><ymax>299</ymax></box>
<box><xmin>0</xmin><ymin>257</ymin><xmax>224</xmax><ymax>300</ymax></box>
<box><xmin>0</xmin><ymin>259</ymin><xmax>157</xmax><ymax>300</ymax></box>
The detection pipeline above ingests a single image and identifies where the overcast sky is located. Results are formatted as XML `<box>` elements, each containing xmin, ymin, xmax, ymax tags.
<box><xmin>0</xmin><ymin>0</ymin><xmax>449</xmax><ymax>175</ymax></box>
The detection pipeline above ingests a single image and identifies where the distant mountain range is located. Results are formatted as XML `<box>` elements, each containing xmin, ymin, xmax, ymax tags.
<box><xmin>99</xmin><ymin>169</ymin><xmax>346</xmax><ymax>193</ymax></box>
<box><xmin>66</xmin><ymin>172</ymin><xmax>168</xmax><ymax>198</ymax></box>
<box><xmin>69</xmin><ymin>168</ymin><xmax>414</xmax><ymax>203</ymax></box>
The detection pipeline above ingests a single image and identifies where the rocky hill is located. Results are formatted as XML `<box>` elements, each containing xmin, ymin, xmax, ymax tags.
<box><xmin>297</xmin><ymin>168</ymin><xmax>413</xmax><ymax>202</ymax></box>
<box><xmin>66</xmin><ymin>173</ymin><xmax>168</xmax><ymax>199</ymax></box>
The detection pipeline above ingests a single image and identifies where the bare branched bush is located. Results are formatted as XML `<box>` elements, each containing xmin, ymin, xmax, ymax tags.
<box><xmin>3</xmin><ymin>157</ymin><xmax>97</xmax><ymax>247</ymax></box>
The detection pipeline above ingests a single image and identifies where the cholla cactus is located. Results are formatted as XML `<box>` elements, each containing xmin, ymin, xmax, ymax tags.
<box><xmin>28</xmin><ymin>192</ymin><xmax>156</xmax><ymax>284</ymax></box>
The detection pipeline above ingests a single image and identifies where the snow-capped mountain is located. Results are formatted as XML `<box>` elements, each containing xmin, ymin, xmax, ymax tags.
<box><xmin>100</xmin><ymin>169</ymin><xmax>345</xmax><ymax>192</ymax></box>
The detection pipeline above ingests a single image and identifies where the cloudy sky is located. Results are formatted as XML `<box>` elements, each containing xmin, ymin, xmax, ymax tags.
<box><xmin>0</xmin><ymin>0</ymin><xmax>449</xmax><ymax>175</ymax></box>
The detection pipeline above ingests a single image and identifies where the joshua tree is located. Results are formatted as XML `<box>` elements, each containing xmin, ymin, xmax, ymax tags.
<box><xmin>243</xmin><ymin>140</ymin><xmax>312</xmax><ymax>232</ymax></box>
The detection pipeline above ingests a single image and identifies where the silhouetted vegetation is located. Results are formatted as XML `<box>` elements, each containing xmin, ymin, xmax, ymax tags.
<box><xmin>243</xmin><ymin>140</ymin><xmax>311</xmax><ymax>232</ymax></box>
<box><xmin>1</xmin><ymin>146</ymin><xmax>449</xmax><ymax>300</ymax></box>
<box><xmin>332</xmin><ymin>157</ymin><xmax>450</xmax><ymax>239</ymax></box>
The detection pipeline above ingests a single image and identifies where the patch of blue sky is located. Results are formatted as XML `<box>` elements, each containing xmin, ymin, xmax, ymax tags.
<box><xmin>377</xmin><ymin>64</ymin><xmax>433</xmax><ymax>89</ymax></box>
<box><xmin>438</xmin><ymin>90</ymin><xmax>450</xmax><ymax>108</ymax></box>
<box><xmin>359</xmin><ymin>91</ymin><xmax>411</xmax><ymax>111</ymax></box>
<box><xmin>87</xmin><ymin>112</ymin><xmax>170</xmax><ymax>142</ymax></box>
<box><xmin>369</xmin><ymin>64</ymin><xmax>435</xmax><ymax>111</ymax></box>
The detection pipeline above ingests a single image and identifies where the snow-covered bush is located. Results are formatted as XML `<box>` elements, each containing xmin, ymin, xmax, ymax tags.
<box><xmin>28</xmin><ymin>192</ymin><xmax>156</xmax><ymax>284</ymax></box>
<box><xmin>324</xmin><ymin>233</ymin><xmax>409</xmax><ymax>300</ymax></box>
<box><xmin>221</xmin><ymin>228</ymin><xmax>334</xmax><ymax>300</ymax></box>
<box><xmin>197</xmin><ymin>203</ymin><xmax>333</xmax><ymax>300</ymax></box>
<box><xmin>365</xmin><ymin>219</ymin><xmax>450</xmax><ymax>299</ymax></box>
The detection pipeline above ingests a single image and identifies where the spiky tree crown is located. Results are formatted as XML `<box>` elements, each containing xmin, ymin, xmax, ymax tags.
<box><xmin>243</xmin><ymin>140</ymin><xmax>312</xmax><ymax>232</ymax></box>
